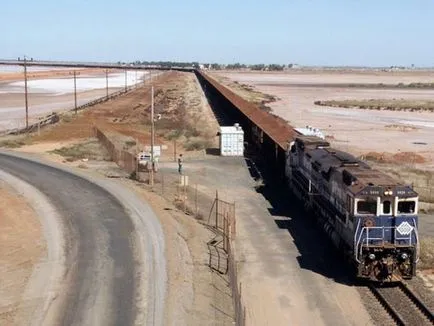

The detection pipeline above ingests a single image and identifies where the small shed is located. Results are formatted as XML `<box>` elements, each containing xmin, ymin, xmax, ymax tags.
<box><xmin>219</xmin><ymin>123</ymin><xmax>244</xmax><ymax>156</ymax></box>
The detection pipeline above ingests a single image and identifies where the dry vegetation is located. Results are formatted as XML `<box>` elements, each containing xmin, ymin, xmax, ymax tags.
<box><xmin>419</xmin><ymin>237</ymin><xmax>434</xmax><ymax>270</ymax></box>
<box><xmin>384</xmin><ymin>124</ymin><xmax>419</xmax><ymax>132</ymax></box>
<box><xmin>211</xmin><ymin>74</ymin><xmax>278</xmax><ymax>112</ymax></box>
<box><xmin>314</xmin><ymin>99</ymin><xmax>434</xmax><ymax>112</ymax></box>
<box><xmin>290</xmin><ymin>82</ymin><xmax>434</xmax><ymax>89</ymax></box>
<box><xmin>0</xmin><ymin>136</ymin><xmax>32</xmax><ymax>148</ymax></box>
<box><xmin>50</xmin><ymin>138</ymin><xmax>110</xmax><ymax>162</ymax></box>
<box><xmin>152</xmin><ymin>72</ymin><xmax>219</xmax><ymax>150</ymax></box>
<box><xmin>360</xmin><ymin>158</ymin><xmax>434</xmax><ymax>205</ymax></box>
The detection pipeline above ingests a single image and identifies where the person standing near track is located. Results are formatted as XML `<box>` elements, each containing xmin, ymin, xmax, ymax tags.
<box><xmin>178</xmin><ymin>154</ymin><xmax>183</xmax><ymax>174</ymax></box>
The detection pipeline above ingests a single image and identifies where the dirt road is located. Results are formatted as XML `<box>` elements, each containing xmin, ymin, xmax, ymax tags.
<box><xmin>0</xmin><ymin>151</ymin><xmax>166</xmax><ymax>326</ymax></box>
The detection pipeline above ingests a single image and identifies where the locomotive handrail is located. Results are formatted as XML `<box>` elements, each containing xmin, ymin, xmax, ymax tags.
<box><xmin>354</xmin><ymin>219</ymin><xmax>362</xmax><ymax>263</ymax></box>
<box><xmin>355</xmin><ymin>225</ymin><xmax>416</xmax><ymax>263</ymax></box>
<box><xmin>413</xmin><ymin>218</ymin><xmax>420</xmax><ymax>262</ymax></box>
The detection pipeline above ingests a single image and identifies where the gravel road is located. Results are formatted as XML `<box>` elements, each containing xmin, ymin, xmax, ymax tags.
<box><xmin>0</xmin><ymin>151</ymin><xmax>166</xmax><ymax>326</ymax></box>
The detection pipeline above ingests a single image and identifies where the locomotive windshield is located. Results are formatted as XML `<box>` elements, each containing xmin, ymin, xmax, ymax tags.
<box><xmin>398</xmin><ymin>200</ymin><xmax>416</xmax><ymax>214</ymax></box>
<box><xmin>356</xmin><ymin>200</ymin><xmax>377</xmax><ymax>215</ymax></box>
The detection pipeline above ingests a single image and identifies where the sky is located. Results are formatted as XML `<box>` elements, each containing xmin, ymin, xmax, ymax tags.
<box><xmin>1</xmin><ymin>0</ymin><xmax>434</xmax><ymax>67</ymax></box>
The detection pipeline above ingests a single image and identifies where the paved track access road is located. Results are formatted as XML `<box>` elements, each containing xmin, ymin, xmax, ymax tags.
<box><xmin>0</xmin><ymin>152</ymin><xmax>166</xmax><ymax>326</ymax></box>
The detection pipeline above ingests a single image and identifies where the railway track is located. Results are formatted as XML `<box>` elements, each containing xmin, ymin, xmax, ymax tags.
<box><xmin>369</xmin><ymin>282</ymin><xmax>434</xmax><ymax>325</ymax></box>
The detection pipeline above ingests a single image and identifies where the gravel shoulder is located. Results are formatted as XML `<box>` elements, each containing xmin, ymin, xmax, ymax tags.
<box><xmin>0</xmin><ymin>169</ymin><xmax>68</xmax><ymax>326</ymax></box>
<box><xmin>0</xmin><ymin>180</ymin><xmax>47</xmax><ymax>325</ymax></box>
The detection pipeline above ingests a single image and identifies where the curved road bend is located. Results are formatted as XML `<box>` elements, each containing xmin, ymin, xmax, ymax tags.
<box><xmin>0</xmin><ymin>152</ymin><xmax>162</xmax><ymax>326</ymax></box>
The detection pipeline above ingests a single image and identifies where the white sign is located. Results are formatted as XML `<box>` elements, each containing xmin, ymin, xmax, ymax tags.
<box><xmin>396</xmin><ymin>221</ymin><xmax>414</xmax><ymax>236</ymax></box>
<box><xmin>144</xmin><ymin>145</ymin><xmax>161</xmax><ymax>157</ymax></box>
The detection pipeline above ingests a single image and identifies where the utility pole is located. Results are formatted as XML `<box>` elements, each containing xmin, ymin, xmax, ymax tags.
<box><xmin>73</xmin><ymin>71</ymin><xmax>78</xmax><ymax>113</ymax></box>
<box><xmin>124</xmin><ymin>69</ymin><xmax>127</xmax><ymax>92</ymax></box>
<box><xmin>150</xmin><ymin>85</ymin><xmax>155</xmax><ymax>186</ymax></box>
<box><xmin>23</xmin><ymin>56</ymin><xmax>29</xmax><ymax>128</ymax></box>
<box><xmin>105</xmin><ymin>69</ymin><xmax>109</xmax><ymax>98</ymax></box>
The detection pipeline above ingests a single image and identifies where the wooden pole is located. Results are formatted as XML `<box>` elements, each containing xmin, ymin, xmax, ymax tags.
<box><xmin>150</xmin><ymin>86</ymin><xmax>155</xmax><ymax>186</ymax></box>
<box><xmin>195</xmin><ymin>183</ymin><xmax>198</xmax><ymax>217</ymax></box>
<box><xmin>24</xmin><ymin>56</ymin><xmax>29</xmax><ymax>128</ymax></box>
<box><xmin>74</xmin><ymin>71</ymin><xmax>77</xmax><ymax>114</ymax></box>
<box><xmin>105</xmin><ymin>70</ymin><xmax>109</xmax><ymax>98</ymax></box>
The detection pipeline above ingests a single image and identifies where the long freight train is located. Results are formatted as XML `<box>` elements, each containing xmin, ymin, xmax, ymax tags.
<box><xmin>285</xmin><ymin>131</ymin><xmax>419</xmax><ymax>282</ymax></box>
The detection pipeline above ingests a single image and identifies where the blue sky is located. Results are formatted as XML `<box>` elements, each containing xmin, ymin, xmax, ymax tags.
<box><xmin>1</xmin><ymin>0</ymin><xmax>434</xmax><ymax>66</ymax></box>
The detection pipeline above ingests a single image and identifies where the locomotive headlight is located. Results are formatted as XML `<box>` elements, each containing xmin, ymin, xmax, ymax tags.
<box><xmin>401</xmin><ymin>253</ymin><xmax>409</xmax><ymax>260</ymax></box>
<box><xmin>368</xmin><ymin>253</ymin><xmax>376</xmax><ymax>260</ymax></box>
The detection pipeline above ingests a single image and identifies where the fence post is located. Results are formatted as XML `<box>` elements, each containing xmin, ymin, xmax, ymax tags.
<box><xmin>223</xmin><ymin>213</ymin><xmax>228</xmax><ymax>252</ymax></box>
<box><xmin>232</xmin><ymin>202</ymin><xmax>236</xmax><ymax>240</ymax></box>
<box><xmin>195</xmin><ymin>183</ymin><xmax>198</xmax><ymax>217</ymax></box>
<box><xmin>183</xmin><ymin>184</ymin><xmax>187</xmax><ymax>213</ymax></box>
<box><xmin>216</xmin><ymin>190</ymin><xmax>219</xmax><ymax>229</ymax></box>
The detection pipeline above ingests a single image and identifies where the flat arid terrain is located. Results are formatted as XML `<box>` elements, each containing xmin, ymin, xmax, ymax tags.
<box><xmin>212</xmin><ymin>70</ymin><xmax>434</xmax><ymax>165</ymax></box>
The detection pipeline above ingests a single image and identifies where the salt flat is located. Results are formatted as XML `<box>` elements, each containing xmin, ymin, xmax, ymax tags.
<box><xmin>214</xmin><ymin>70</ymin><xmax>434</xmax><ymax>166</ymax></box>
<box><xmin>0</xmin><ymin>68</ymin><xmax>148</xmax><ymax>131</ymax></box>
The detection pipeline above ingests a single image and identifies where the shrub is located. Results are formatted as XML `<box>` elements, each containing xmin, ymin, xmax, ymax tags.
<box><xmin>184</xmin><ymin>137</ymin><xmax>212</xmax><ymax>151</ymax></box>
<box><xmin>419</xmin><ymin>237</ymin><xmax>434</xmax><ymax>269</ymax></box>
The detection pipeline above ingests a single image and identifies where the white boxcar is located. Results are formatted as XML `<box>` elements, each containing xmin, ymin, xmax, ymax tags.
<box><xmin>219</xmin><ymin>123</ymin><xmax>244</xmax><ymax>156</ymax></box>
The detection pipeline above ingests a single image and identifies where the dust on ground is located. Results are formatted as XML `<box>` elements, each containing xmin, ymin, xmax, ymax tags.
<box><xmin>0</xmin><ymin>181</ymin><xmax>46</xmax><ymax>325</ymax></box>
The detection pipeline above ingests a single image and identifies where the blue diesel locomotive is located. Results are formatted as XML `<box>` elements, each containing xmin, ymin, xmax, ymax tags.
<box><xmin>286</xmin><ymin>135</ymin><xmax>419</xmax><ymax>282</ymax></box>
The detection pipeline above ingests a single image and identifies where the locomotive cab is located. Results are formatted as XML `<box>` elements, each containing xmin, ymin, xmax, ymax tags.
<box><xmin>353</xmin><ymin>187</ymin><xmax>419</xmax><ymax>282</ymax></box>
